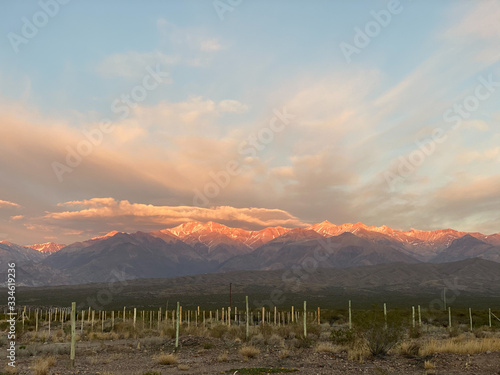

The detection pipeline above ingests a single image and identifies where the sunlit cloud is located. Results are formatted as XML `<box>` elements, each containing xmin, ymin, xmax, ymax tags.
<box><xmin>0</xmin><ymin>2</ymin><xmax>498</xmax><ymax>245</ymax></box>
<box><xmin>0</xmin><ymin>200</ymin><xmax>21</xmax><ymax>209</ymax></box>
<box><xmin>45</xmin><ymin>198</ymin><xmax>307</xmax><ymax>230</ymax></box>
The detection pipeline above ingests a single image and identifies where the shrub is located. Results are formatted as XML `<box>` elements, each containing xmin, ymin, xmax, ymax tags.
<box><xmin>409</xmin><ymin>326</ymin><xmax>422</xmax><ymax>339</ymax></box>
<box><xmin>355</xmin><ymin>308</ymin><xmax>405</xmax><ymax>356</ymax></box>
<box><xmin>217</xmin><ymin>351</ymin><xmax>229</xmax><ymax>362</ymax></box>
<box><xmin>266</xmin><ymin>334</ymin><xmax>284</xmax><ymax>347</ymax></box>
<box><xmin>31</xmin><ymin>356</ymin><xmax>56</xmax><ymax>375</ymax></box>
<box><xmin>330</xmin><ymin>328</ymin><xmax>355</xmax><ymax>346</ymax></box>
<box><xmin>209</xmin><ymin>324</ymin><xmax>228</xmax><ymax>339</ymax></box>
<box><xmin>155</xmin><ymin>353</ymin><xmax>178</xmax><ymax>365</ymax></box>
<box><xmin>315</xmin><ymin>342</ymin><xmax>342</xmax><ymax>353</ymax></box>
<box><xmin>250</xmin><ymin>333</ymin><xmax>265</xmax><ymax>346</ymax></box>
<box><xmin>347</xmin><ymin>341</ymin><xmax>369</xmax><ymax>362</ymax></box>
<box><xmin>419</xmin><ymin>337</ymin><xmax>500</xmax><ymax>355</ymax></box>
<box><xmin>424</xmin><ymin>360</ymin><xmax>435</xmax><ymax>370</ymax></box>
<box><xmin>278</xmin><ymin>349</ymin><xmax>290</xmax><ymax>360</ymax></box>
<box><xmin>239</xmin><ymin>345</ymin><xmax>260</xmax><ymax>359</ymax></box>
<box><xmin>395</xmin><ymin>340</ymin><xmax>420</xmax><ymax>357</ymax></box>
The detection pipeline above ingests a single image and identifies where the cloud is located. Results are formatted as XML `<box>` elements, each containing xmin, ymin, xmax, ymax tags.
<box><xmin>156</xmin><ymin>18</ymin><xmax>223</xmax><ymax>65</ymax></box>
<box><xmin>45</xmin><ymin>198</ymin><xmax>307</xmax><ymax>230</ymax></box>
<box><xmin>217</xmin><ymin>100</ymin><xmax>249</xmax><ymax>114</ymax></box>
<box><xmin>442</xmin><ymin>1</ymin><xmax>500</xmax><ymax>64</ymax></box>
<box><xmin>200</xmin><ymin>38</ymin><xmax>223</xmax><ymax>52</ymax></box>
<box><xmin>0</xmin><ymin>200</ymin><xmax>21</xmax><ymax>209</ymax></box>
<box><xmin>459</xmin><ymin>147</ymin><xmax>500</xmax><ymax>164</ymax></box>
<box><xmin>9</xmin><ymin>215</ymin><xmax>24</xmax><ymax>221</ymax></box>
<box><xmin>445</xmin><ymin>0</ymin><xmax>500</xmax><ymax>39</ymax></box>
<box><xmin>97</xmin><ymin>50</ymin><xmax>178</xmax><ymax>79</ymax></box>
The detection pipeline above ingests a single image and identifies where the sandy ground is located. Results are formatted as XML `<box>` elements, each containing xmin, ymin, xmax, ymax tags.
<box><xmin>7</xmin><ymin>335</ymin><xmax>500</xmax><ymax>375</ymax></box>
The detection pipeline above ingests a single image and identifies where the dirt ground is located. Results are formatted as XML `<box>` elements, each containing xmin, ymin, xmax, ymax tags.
<box><xmin>7</xmin><ymin>335</ymin><xmax>500</xmax><ymax>375</ymax></box>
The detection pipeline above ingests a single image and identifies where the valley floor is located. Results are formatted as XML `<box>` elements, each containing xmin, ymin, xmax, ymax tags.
<box><xmin>6</xmin><ymin>330</ymin><xmax>500</xmax><ymax>375</ymax></box>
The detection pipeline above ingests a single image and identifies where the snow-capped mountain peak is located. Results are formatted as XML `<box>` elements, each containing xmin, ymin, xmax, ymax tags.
<box><xmin>29</xmin><ymin>242</ymin><xmax>66</xmax><ymax>253</ymax></box>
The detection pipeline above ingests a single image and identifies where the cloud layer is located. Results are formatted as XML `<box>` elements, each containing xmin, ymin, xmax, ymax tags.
<box><xmin>0</xmin><ymin>2</ymin><xmax>499</xmax><ymax>245</ymax></box>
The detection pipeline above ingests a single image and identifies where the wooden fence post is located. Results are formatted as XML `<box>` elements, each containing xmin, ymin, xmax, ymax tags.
<box><xmin>348</xmin><ymin>300</ymin><xmax>352</xmax><ymax>330</ymax></box>
<box><xmin>175</xmin><ymin>302</ymin><xmax>180</xmax><ymax>350</ymax></box>
<box><xmin>469</xmin><ymin>308</ymin><xmax>473</xmax><ymax>332</ymax></box>
<box><xmin>70</xmin><ymin>302</ymin><xmax>76</xmax><ymax>368</ymax></box>
<box><xmin>303</xmin><ymin>301</ymin><xmax>307</xmax><ymax>338</ymax></box>
<box><xmin>245</xmin><ymin>296</ymin><xmax>249</xmax><ymax>340</ymax></box>
<box><xmin>383</xmin><ymin>303</ymin><xmax>387</xmax><ymax>329</ymax></box>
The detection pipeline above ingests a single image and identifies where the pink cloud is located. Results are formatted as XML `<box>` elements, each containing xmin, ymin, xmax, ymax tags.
<box><xmin>45</xmin><ymin>198</ymin><xmax>307</xmax><ymax>229</ymax></box>
<box><xmin>0</xmin><ymin>200</ymin><xmax>21</xmax><ymax>209</ymax></box>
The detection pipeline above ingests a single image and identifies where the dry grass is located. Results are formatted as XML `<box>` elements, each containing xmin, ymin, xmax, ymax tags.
<box><xmin>155</xmin><ymin>353</ymin><xmax>178</xmax><ymax>365</ymax></box>
<box><xmin>419</xmin><ymin>336</ymin><xmax>500</xmax><ymax>356</ymax></box>
<box><xmin>217</xmin><ymin>351</ymin><xmax>229</xmax><ymax>362</ymax></box>
<box><xmin>178</xmin><ymin>364</ymin><xmax>190</xmax><ymax>370</ymax></box>
<box><xmin>92</xmin><ymin>332</ymin><xmax>119</xmax><ymax>341</ymax></box>
<box><xmin>3</xmin><ymin>365</ymin><xmax>18</xmax><ymax>375</ymax></box>
<box><xmin>278</xmin><ymin>349</ymin><xmax>291</xmax><ymax>360</ymax></box>
<box><xmin>393</xmin><ymin>340</ymin><xmax>420</xmax><ymax>357</ymax></box>
<box><xmin>267</xmin><ymin>333</ymin><xmax>285</xmax><ymax>347</ymax></box>
<box><xmin>31</xmin><ymin>356</ymin><xmax>56</xmax><ymax>375</ymax></box>
<box><xmin>424</xmin><ymin>360</ymin><xmax>436</xmax><ymax>369</ymax></box>
<box><xmin>88</xmin><ymin>356</ymin><xmax>99</xmax><ymax>365</ymax></box>
<box><xmin>315</xmin><ymin>342</ymin><xmax>343</xmax><ymax>353</ymax></box>
<box><xmin>239</xmin><ymin>345</ymin><xmax>260</xmax><ymax>359</ymax></box>
<box><xmin>347</xmin><ymin>341</ymin><xmax>369</xmax><ymax>363</ymax></box>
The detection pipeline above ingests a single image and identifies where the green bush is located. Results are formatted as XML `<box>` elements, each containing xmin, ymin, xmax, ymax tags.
<box><xmin>354</xmin><ymin>307</ymin><xmax>405</xmax><ymax>356</ymax></box>
<box><xmin>330</xmin><ymin>328</ymin><xmax>355</xmax><ymax>346</ymax></box>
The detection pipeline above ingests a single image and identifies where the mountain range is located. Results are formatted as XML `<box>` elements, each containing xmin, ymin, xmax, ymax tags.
<box><xmin>1</xmin><ymin>221</ymin><xmax>499</xmax><ymax>286</ymax></box>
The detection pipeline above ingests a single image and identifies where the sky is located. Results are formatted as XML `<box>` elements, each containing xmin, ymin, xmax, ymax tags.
<box><xmin>0</xmin><ymin>0</ymin><xmax>499</xmax><ymax>245</ymax></box>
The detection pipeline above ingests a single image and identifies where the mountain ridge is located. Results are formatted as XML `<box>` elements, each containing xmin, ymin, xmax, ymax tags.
<box><xmin>2</xmin><ymin>221</ymin><xmax>499</xmax><ymax>287</ymax></box>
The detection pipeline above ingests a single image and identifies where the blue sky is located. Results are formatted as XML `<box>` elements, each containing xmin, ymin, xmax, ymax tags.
<box><xmin>0</xmin><ymin>0</ymin><xmax>499</xmax><ymax>244</ymax></box>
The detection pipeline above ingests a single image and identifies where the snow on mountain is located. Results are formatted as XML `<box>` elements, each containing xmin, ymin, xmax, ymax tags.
<box><xmin>29</xmin><ymin>242</ymin><xmax>66</xmax><ymax>253</ymax></box>
<box><xmin>164</xmin><ymin>221</ymin><xmax>291</xmax><ymax>249</ymax></box>
<box><xmin>305</xmin><ymin>221</ymin><xmax>500</xmax><ymax>261</ymax></box>
<box><xmin>91</xmin><ymin>230</ymin><xmax>123</xmax><ymax>240</ymax></box>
